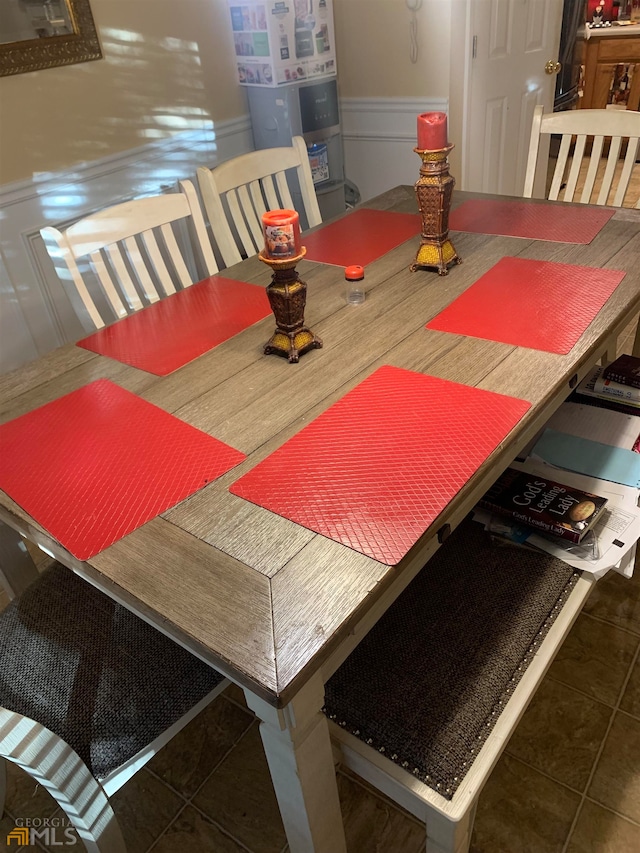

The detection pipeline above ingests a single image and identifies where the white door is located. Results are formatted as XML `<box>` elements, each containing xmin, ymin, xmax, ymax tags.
<box><xmin>461</xmin><ymin>0</ymin><xmax>564</xmax><ymax>196</ymax></box>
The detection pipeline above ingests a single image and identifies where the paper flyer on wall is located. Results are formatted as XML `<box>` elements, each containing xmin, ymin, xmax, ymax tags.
<box><xmin>473</xmin><ymin>458</ymin><xmax>640</xmax><ymax>578</ymax></box>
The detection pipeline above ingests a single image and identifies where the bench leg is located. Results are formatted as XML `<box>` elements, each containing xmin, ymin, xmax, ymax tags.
<box><xmin>425</xmin><ymin>798</ymin><xmax>477</xmax><ymax>853</ymax></box>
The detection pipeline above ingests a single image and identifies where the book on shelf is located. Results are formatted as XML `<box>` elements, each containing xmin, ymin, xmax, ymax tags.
<box><xmin>602</xmin><ymin>354</ymin><xmax>640</xmax><ymax>389</ymax></box>
<box><xmin>576</xmin><ymin>365</ymin><xmax>640</xmax><ymax>408</ymax></box>
<box><xmin>478</xmin><ymin>467</ymin><xmax>609</xmax><ymax>544</ymax></box>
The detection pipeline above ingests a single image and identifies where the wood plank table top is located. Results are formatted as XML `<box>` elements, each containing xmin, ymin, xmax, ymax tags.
<box><xmin>1</xmin><ymin>187</ymin><xmax>639</xmax><ymax>710</ymax></box>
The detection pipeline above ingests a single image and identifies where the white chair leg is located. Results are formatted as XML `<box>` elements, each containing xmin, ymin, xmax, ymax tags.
<box><xmin>0</xmin><ymin>710</ymin><xmax>126</xmax><ymax>853</ymax></box>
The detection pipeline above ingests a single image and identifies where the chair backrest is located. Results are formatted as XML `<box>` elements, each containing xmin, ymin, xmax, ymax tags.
<box><xmin>197</xmin><ymin>135</ymin><xmax>322</xmax><ymax>267</ymax></box>
<box><xmin>523</xmin><ymin>105</ymin><xmax>640</xmax><ymax>207</ymax></box>
<box><xmin>40</xmin><ymin>180</ymin><xmax>218</xmax><ymax>332</ymax></box>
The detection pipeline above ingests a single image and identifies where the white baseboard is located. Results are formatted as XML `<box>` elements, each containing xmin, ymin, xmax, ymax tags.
<box><xmin>0</xmin><ymin>117</ymin><xmax>253</xmax><ymax>375</ymax></box>
<box><xmin>340</xmin><ymin>97</ymin><xmax>448</xmax><ymax>202</ymax></box>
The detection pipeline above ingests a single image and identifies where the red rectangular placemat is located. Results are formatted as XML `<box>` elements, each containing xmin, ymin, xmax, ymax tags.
<box><xmin>230</xmin><ymin>366</ymin><xmax>530</xmax><ymax>565</ymax></box>
<box><xmin>302</xmin><ymin>208</ymin><xmax>421</xmax><ymax>267</ymax></box>
<box><xmin>426</xmin><ymin>256</ymin><xmax>625</xmax><ymax>354</ymax></box>
<box><xmin>77</xmin><ymin>276</ymin><xmax>271</xmax><ymax>375</ymax></box>
<box><xmin>449</xmin><ymin>198</ymin><xmax>614</xmax><ymax>243</ymax></box>
<box><xmin>0</xmin><ymin>380</ymin><xmax>245</xmax><ymax>560</ymax></box>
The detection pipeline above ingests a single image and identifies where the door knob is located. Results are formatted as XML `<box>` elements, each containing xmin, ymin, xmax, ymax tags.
<box><xmin>545</xmin><ymin>60</ymin><xmax>561</xmax><ymax>75</ymax></box>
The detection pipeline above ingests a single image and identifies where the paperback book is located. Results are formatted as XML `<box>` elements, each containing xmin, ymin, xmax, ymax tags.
<box><xmin>478</xmin><ymin>467</ymin><xmax>608</xmax><ymax>544</ymax></box>
<box><xmin>576</xmin><ymin>365</ymin><xmax>640</xmax><ymax>408</ymax></box>
<box><xmin>602</xmin><ymin>354</ymin><xmax>640</xmax><ymax>389</ymax></box>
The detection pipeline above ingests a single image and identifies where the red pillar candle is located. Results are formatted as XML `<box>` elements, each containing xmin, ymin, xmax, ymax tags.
<box><xmin>262</xmin><ymin>209</ymin><xmax>302</xmax><ymax>259</ymax></box>
<box><xmin>417</xmin><ymin>112</ymin><xmax>448</xmax><ymax>150</ymax></box>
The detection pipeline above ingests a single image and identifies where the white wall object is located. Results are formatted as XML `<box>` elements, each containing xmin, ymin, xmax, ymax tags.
<box><xmin>341</xmin><ymin>97</ymin><xmax>449</xmax><ymax>202</ymax></box>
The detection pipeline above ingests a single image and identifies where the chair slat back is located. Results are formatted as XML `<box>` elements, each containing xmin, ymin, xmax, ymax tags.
<box><xmin>524</xmin><ymin>106</ymin><xmax>640</xmax><ymax>207</ymax></box>
<box><xmin>197</xmin><ymin>136</ymin><xmax>323</xmax><ymax>267</ymax></box>
<box><xmin>40</xmin><ymin>180</ymin><xmax>217</xmax><ymax>331</ymax></box>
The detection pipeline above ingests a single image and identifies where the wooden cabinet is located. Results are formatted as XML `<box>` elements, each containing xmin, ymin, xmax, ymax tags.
<box><xmin>581</xmin><ymin>28</ymin><xmax>640</xmax><ymax>111</ymax></box>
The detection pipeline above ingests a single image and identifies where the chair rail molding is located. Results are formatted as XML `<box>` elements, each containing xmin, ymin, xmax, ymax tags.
<box><xmin>0</xmin><ymin>117</ymin><xmax>253</xmax><ymax>375</ymax></box>
<box><xmin>340</xmin><ymin>97</ymin><xmax>449</xmax><ymax>203</ymax></box>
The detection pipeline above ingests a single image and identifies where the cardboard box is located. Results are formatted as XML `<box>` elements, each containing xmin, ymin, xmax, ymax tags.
<box><xmin>228</xmin><ymin>0</ymin><xmax>336</xmax><ymax>87</ymax></box>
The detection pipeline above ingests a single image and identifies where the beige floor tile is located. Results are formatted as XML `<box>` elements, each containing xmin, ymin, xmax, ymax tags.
<box><xmin>589</xmin><ymin>712</ymin><xmax>640</xmax><ymax>824</ymax></box>
<box><xmin>470</xmin><ymin>753</ymin><xmax>581</xmax><ymax>853</ymax></box>
<box><xmin>547</xmin><ymin>613</ymin><xmax>640</xmax><ymax>706</ymax></box>
<box><xmin>337</xmin><ymin>770</ymin><xmax>426</xmax><ymax>853</ymax></box>
<box><xmin>566</xmin><ymin>800</ymin><xmax>640</xmax><ymax>853</ymax></box>
<box><xmin>192</xmin><ymin>722</ymin><xmax>287</xmax><ymax>853</ymax></box>
<box><xmin>147</xmin><ymin>695</ymin><xmax>254</xmax><ymax>797</ymax></box>
<box><xmin>505</xmin><ymin>677</ymin><xmax>612</xmax><ymax>791</ymax></box>
<box><xmin>110</xmin><ymin>768</ymin><xmax>185</xmax><ymax>853</ymax></box>
<box><xmin>620</xmin><ymin>657</ymin><xmax>640</xmax><ymax>719</ymax></box>
<box><xmin>583</xmin><ymin>570</ymin><xmax>640</xmax><ymax>637</ymax></box>
<box><xmin>151</xmin><ymin>805</ymin><xmax>249</xmax><ymax>853</ymax></box>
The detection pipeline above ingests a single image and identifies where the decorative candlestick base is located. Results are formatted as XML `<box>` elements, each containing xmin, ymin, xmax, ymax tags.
<box><xmin>411</xmin><ymin>143</ymin><xmax>461</xmax><ymax>276</ymax></box>
<box><xmin>259</xmin><ymin>247</ymin><xmax>323</xmax><ymax>363</ymax></box>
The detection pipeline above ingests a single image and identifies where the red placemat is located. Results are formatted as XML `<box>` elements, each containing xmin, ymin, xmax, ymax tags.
<box><xmin>426</xmin><ymin>256</ymin><xmax>625</xmax><ymax>354</ymax></box>
<box><xmin>0</xmin><ymin>380</ymin><xmax>245</xmax><ymax>560</ymax></box>
<box><xmin>449</xmin><ymin>198</ymin><xmax>614</xmax><ymax>243</ymax></box>
<box><xmin>77</xmin><ymin>276</ymin><xmax>271</xmax><ymax>375</ymax></box>
<box><xmin>230</xmin><ymin>366</ymin><xmax>530</xmax><ymax>565</ymax></box>
<box><xmin>302</xmin><ymin>208</ymin><xmax>421</xmax><ymax>267</ymax></box>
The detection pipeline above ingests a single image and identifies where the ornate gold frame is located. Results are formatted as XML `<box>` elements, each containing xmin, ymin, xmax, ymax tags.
<box><xmin>0</xmin><ymin>0</ymin><xmax>102</xmax><ymax>78</ymax></box>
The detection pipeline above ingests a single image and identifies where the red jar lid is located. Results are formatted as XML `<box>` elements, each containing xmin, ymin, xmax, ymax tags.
<box><xmin>345</xmin><ymin>264</ymin><xmax>364</xmax><ymax>281</ymax></box>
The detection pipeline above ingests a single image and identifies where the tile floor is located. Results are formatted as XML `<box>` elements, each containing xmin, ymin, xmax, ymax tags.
<box><xmin>2</xmin><ymin>278</ymin><xmax>640</xmax><ymax>853</ymax></box>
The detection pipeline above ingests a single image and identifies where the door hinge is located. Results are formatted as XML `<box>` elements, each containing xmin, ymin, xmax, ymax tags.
<box><xmin>472</xmin><ymin>35</ymin><xmax>477</xmax><ymax>59</ymax></box>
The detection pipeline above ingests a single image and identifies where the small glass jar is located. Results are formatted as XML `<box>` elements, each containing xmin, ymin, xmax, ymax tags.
<box><xmin>345</xmin><ymin>265</ymin><xmax>365</xmax><ymax>304</ymax></box>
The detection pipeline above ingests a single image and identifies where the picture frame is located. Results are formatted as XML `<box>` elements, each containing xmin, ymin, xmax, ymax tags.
<box><xmin>0</xmin><ymin>0</ymin><xmax>102</xmax><ymax>78</ymax></box>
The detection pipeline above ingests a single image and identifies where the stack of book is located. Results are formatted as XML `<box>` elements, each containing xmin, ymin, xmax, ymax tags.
<box><xmin>575</xmin><ymin>354</ymin><xmax>640</xmax><ymax>409</ymax></box>
<box><xmin>478</xmin><ymin>467</ymin><xmax>608</xmax><ymax>545</ymax></box>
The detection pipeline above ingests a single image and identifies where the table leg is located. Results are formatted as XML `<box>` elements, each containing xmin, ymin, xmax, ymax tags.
<box><xmin>243</xmin><ymin>671</ymin><xmax>347</xmax><ymax>853</ymax></box>
<box><xmin>0</xmin><ymin>520</ymin><xmax>39</xmax><ymax>599</ymax></box>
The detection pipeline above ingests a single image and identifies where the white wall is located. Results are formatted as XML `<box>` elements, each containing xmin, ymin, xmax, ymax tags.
<box><xmin>334</xmin><ymin>0</ymin><xmax>454</xmax><ymax>199</ymax></box>
<box><xmin>0</xmin><ymin>0</ymin><xmax>252</xmax><ymax>374</ymax></box>
<box><xmin>1</xmin><ymin>0</ymin><xmax>460</xmax><ymax>374</ymax></box>
<box><xmin>0</xmin><ymin>0</ymin><xmax>248</xmax><ymax>186</ymax></box>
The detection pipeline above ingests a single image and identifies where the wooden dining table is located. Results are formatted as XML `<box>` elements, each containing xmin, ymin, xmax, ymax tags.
<box><xmin>1</xmin><ymin>186</ymin><xmax>639</xmax><ymax>853</ymax></box>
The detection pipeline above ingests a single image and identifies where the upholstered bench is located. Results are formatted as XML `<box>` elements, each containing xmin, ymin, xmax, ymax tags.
<box><xmin>325</xmin><ymin>518</ymin><xmax>594</xmax><ymax>853</ymax></box>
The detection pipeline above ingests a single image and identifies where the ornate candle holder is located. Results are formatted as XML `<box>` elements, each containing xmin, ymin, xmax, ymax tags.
<box><xmin>411</xmin><ymin>144</ymin><xmax>461</xmax><ymax>276</ymax></box>
<box><xmin>259</xmin><ymin>247</ymin><xmax>322</xmax><ymax>363</ymax></box>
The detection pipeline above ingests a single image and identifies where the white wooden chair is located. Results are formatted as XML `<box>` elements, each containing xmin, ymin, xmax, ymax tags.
<box><xmin>0</xmin><ymin>561</ymin><xmax>228</xmax><ymax>853</ymax></box>
<box><xmin>40</xmin><ymin>180</ymin><xmax>218</xmax><ymax>333</ymax></box>
<box><xmin>325</xmin><ymin>519</ymin><xmax>595</xmax><ymax>853</ymax></box>
<box><xmin>524</xmin><ymin>105</ymin><xmax>640</xmax><ymax>359</ymax></box>
<box><xmin>197</xmin><ymin>136</ymin><xmax>322</xmax><ymax>267</ymax></box>
<box><xmin>523</xmin><ymin>105</ymin><xmax>640</xmax><ymax>207</ymax></box>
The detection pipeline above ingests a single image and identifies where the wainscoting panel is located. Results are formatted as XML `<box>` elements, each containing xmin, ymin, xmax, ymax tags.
<box><xmin>341</xmin><ymin>97</ymin><xmax>449</xmax><ymax>204</ymax></box>
<box><xmin>0</xmin><ymin>117</ymin><xmax>253</xmax><ymax>375</ymax></box>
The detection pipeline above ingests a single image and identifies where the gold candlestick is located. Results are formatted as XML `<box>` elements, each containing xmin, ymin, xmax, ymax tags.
<box><xmin>411</xmin><ymin>144</ymin><xmax>461</xmax><ymax>275</ymax></box>
<box><xmin>259</xmin><ymin>247</ymin><xmax>322</xmax><ymax>363</ymax></box>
